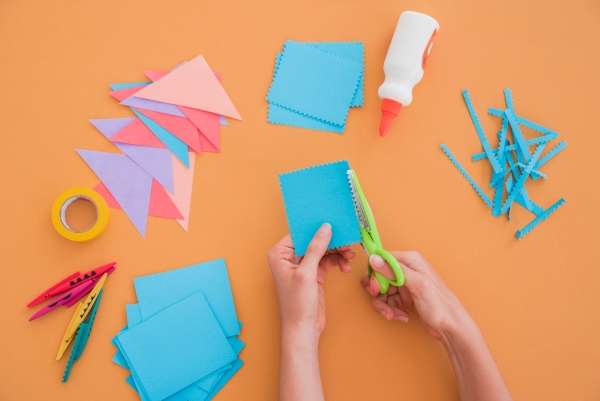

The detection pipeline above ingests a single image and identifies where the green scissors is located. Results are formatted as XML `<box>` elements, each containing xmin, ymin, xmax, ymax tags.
<box><xmin>347</xmin><ymin>169</ymin><xmax>405</xmax><ymax>294</ymax></box>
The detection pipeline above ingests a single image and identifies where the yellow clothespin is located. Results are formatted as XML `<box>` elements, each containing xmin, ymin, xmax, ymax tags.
<box><xmin>56</xmin><ymin>273</ymin><xmax>108</xmax><ymax>360</ymax></box>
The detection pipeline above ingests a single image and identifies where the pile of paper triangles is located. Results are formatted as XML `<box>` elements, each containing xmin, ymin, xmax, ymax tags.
<box><xmin>78</xmin><ymin>55</ymin><xmax>241</xmax><ymax>236</ymax></box>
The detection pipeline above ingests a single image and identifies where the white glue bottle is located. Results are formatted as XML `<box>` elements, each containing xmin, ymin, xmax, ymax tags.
<box><xmin>378</xmin><ymin>11</ymin><xmax>439</xmax><ymax>136</ymax></box>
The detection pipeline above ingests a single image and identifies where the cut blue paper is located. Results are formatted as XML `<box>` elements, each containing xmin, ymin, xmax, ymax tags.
<box><xmin>279</xmin><ymin>160</ymin><xmax>361</xmax><ymax>256</ymax></box>
<box><xmin>133</xmin><ymin>109</ymin><xmax>189</xmax><ymax>167</ymax></box>
<box><xmin>134</xmin><ymin>259</ymin><xmax>240</xmax><ymax>337</ymax></box>
<box><xmin>115</xmin><ymin>292</ymin><xmax>236</xmax><ymax>401</ymax></box>
<box><xmin>267</xmin><ymin>41</ymin><xmax>361</xmax><ymax>127</ymax></box>
<box><xmin>516</xmin><ymin>198</ymin><xmax>565</xmax><ymax>239</ymax></box>
<box><xmin>440</xmin><ymin>144</ymin><xmax>493</xmax><ymax>208</ymax></box>
<box><xmin>111</xmin><ymin>82</ymin><xmax>150</xmax><ymax>91</ymax></box>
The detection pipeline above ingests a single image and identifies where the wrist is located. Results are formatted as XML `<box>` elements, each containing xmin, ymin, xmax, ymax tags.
<box><xmin>439</xmin><ymin>306</ymin><xmax>482</xmax><ymax>351</ymax></box>
<box><xmin>281</xmin><ymin>321</ymin><xmax>320</xmax><ymax>351</ymax></box>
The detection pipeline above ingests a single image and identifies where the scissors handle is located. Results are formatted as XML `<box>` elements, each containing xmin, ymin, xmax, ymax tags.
<box><xmin>370</xmin><ymin>248</ymin><xmax>406</xmax><ymax>294</ymax></box>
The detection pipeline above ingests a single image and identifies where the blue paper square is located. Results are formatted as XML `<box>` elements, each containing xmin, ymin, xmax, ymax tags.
<box><xmin>115</xmin><ymin>292</ymin><xmax>236</xmax><ymax>401</ymax></box>
<box><xmin>134</xmin><ymin>259</ymin><xmax>240</xmax><ymax>337</ymax></box>
<box><xmin>267</xmin><ymin>41</ymin><xmax>361</xmax><ymax>127</ymax></box>
<box><xmin>279</xmin><ymin>160</ymin><xmax>361</xmax><ymax>256</ymax></box>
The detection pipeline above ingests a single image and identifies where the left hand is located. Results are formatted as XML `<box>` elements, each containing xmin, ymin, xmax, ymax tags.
<box><xmin>268</xmin><ymin>223</ymin><xmax>355</xmax><ymax>341</ymax></box>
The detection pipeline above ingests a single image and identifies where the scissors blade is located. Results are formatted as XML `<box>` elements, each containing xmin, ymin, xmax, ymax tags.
<box><xmin>347</xmin><ymin>169</ymin><xmax>371</xmax><ymax>233</ymax></box>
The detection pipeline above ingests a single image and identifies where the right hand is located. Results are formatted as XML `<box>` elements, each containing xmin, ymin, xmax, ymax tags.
<box><xmin>361</xmin><ymin>251</ymin><xmax>475</xmax><ymax>341</ymax></box>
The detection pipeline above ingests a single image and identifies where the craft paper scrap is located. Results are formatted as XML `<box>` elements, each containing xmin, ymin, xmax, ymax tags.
<box><xmin>111</xmin><ymin>82</ymin><xmax>150</xmax><ymax>91</ymax></box>
<box><xmin>133</xmin><ymin>109</ymin><xmax>189</xmax><ymax>167</ymax></box>
<box><xmin>169</xmin><ymin>152</ymin><xmax>195</xmax><ymax>231</ymax></box>
<box><xmin>137</xmin><ymin>109</ymin><xmax>202</xmax><ymax>152</ymax></box>
<box><xmin>135</xmin><ymin>55</ymin><xmax>241</xmax><ymax>120</ymax></box>
<box><xmin>279</xmin><ymin>160</ymin><xmax>361</xmax><ymax>256</ymax></box>
<box><xmin>440</xmin><ymin>89</ymin><xmax>566</xmax><ymax>239</ymax></box>
<box><xmin>95</xmin><ymin>180</ymin><xmax>182</xmax><ymax>219</ymax></box>
<box><xmin>115</xmin><ymin>292</ymin><xmax>236</xmax><ymax>401</ymax></box>
<box><xmin>133</xmin><ymin>259</ymin><xmax>240</xmax><ymax>337</ymax></box>
<box><xmin>144</xmin><ymin>68</ymin><xmax>222</xmax><ymax>152</ymax></box>
<box><xmin>112</xmin><ymin>118</ymin><xmax>165</xmax><ymax>148</ymax></box>
<box><xmin>267</xmin><ymin>41</ymin><xmax>361</xmax><ymax>127</ymax></box>
<box><xmin>116</xmin><ymin>143</ymin><xmax>174</xmax><ymax>193</ymax></box>
<box><xmin>90</xmin><ymin>118</ymin><xmax>134</xmax><ymax>140</ymax></box>
<box><xmin>78</xmin><ymin>150</ymin><xmax>152</xmax><ymax>236</ymax></box>
<box><xmin>122</xmin><ymin>93</ymin><xmax>185</xmax><ymax>117</ymax></box>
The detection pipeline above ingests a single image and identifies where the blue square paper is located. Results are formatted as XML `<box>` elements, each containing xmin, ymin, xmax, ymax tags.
<box><xmin>115</xmin><ymin>292</ymin><xmax>236</xmax><ymax>401</ymax></box>
<box><xmin>279</xmin><ymin>160</ymin><xmax>361</xmax><ymax>256</ymax></box>
<box><xmin>267</xmin><ymin>41</ymin><xmax>361</xmax><ymax>127</ymax></box>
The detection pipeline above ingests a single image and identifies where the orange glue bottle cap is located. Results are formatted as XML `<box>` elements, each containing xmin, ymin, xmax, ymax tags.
<box><xmin>379</xmin><ymin>99</ymin><xmax>402</xmax><ymax>136</ymax></box>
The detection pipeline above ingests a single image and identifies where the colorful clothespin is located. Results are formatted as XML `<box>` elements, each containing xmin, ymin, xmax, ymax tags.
<box><xmin>27</xmin><ymin>262</ymin><xmax>116</xmax><ymax>308</ymax></box>
<box><xmin>28</xmin><ymin>280</ymin><xmax>95</xmax><ymax>321</ymax></box>
<box><xmin>56</xmin><ymin>273</ymin><xmax>108</xmax><ymax>360</ymax></box>
<box><xmin>62</xmin><ymin>290</ymin><xmax>104</xmax><ymax>382</ymax></box>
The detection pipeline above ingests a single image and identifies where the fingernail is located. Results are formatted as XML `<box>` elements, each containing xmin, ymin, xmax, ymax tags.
<box><xmin>319</xmin><ymin>223</ymin><xmax>332</xmax><ymax>234</ymax></box>
<box><xmin>369</xmin><ymin>254</ymin><xmax>384</xmax><ymax>268</ymax></box>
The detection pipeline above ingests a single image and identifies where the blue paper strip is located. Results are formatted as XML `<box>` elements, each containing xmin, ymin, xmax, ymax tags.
<box><xmin>471</xmin><ymin>132</ymin><xmax>557</xmax><ymax>161</ymax></box>
<box><xmin>111</xmin><ymin>82</ymin><xmax>150</xmax><ymax>91</ymax></box>
<box><xmin>488</xmin><ymin>107</ymin><xmax>556</xmax><ymax>135</ymax></box>
<box><xmin>440</xmin><ymin>144</ymin><xmax>493</xmax><ymax>208</ymax></box>
<box><xmin>462</xmin><ymin>90</ymin><xmax>502</xmax><ymax>173</ymax></box>
<box><xmin>504</xmin><ymin>108</ymin><xmax>531</xmax><ymax>163</ymax></box>
<box><xmin>536</xmin><ymin>141</ymin><xmax>567</xmax><ymax>170</ymax></box>
<box><xmin>515</xmin><ymin>198</ymin><xmax>565</xmax><ymax>239</ymax></box>
<box><xmin>133</xmin><ymin>109</ymin><xmax>189</xmax><ymax>167</ymax></box>
<box><xmin>500</xmin><ymin>143</ymin><xmax>547</xmax><ymax>214</ymax></box>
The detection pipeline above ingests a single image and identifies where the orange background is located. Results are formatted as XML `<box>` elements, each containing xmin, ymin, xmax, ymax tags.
<box><xmin>1</xmin><ymin>0</ymin><xmax>599</xmax><ymax>400</ymax></box>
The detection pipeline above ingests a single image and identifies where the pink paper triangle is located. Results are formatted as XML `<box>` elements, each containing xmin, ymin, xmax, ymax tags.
<box><xmin>110</xmin><ymin>86</ymin><xmax>143</xmax><ymax>102</ymax></box>
<box><xmin>144</xmin><ymin>69</ymin><xmax>220</xmax><ymax>152</ymax></box>
<box><xmin>180</xmin><ymin>106</ymin><xmax>221</xmax><ymax>152</ymax></box>
<box><xmin>95</xmin><ymin>180</ymin><xmax>182</xmax><ymax>219</ymax></box>
<box><xmin>134</xmin><ymin>56</ymin><xmax>242</xmax><ymax>120</ymax></box>
<box><xmin>168</xmin><ymin>153</ymin><xmax>196</xmax><ymax>230</ymax></box>
<box><xmin>136</xmin><ymin>109</ymin><xmax>202</xmax><ymax>152</ymax></box>
<box><xmin>112</xmin><ymin>118</ymin><xmax>165</xmax><ymax>148</ymax></box>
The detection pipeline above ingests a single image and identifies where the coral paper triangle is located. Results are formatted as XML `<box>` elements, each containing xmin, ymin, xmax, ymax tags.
<box><xmin>134</xmin><ymin>55</ymin><xmax>242</xmax><ymax>120</ymax></box>
<box><xmin>112</xmin><ymin>118</ymin><xmax>165</xmax><ymax>148</ymax></box>
<box><xmin>94</xmin><ymin>181</ymin><xmax>182</xmax><ymax>219</ymax></box>
<box><xmin>110</xmin><ymin>86</ymin><xmax>144</xmax><ymax>102</ymax></box>
<box><xmin>136</xmin><ymin>109</ymin><xmax>202</xmax><ymax>152</ymax></box>
<box><xmin>180</xmin><ymin>106</ymin><xmax>221</xmax><ymax>152</ymax></box>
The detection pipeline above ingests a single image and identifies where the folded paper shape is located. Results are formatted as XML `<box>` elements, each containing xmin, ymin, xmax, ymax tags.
<box><xmin>90</xmin><ymin>118</ymin><xmax>135</xmax><ymax>139</ymax></box>
<box><xmin>135</xmin><ymin>55</ymin><xmax>241</xmax><ymax>120</ymax></box>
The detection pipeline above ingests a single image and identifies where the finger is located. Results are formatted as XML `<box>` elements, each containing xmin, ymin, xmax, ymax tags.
<box><xmin>368</xmin><ymin>276</ymin><xmax>380</xmax><ymax>296</ymax></box>
<box><xmin>388</xmin><ymin>286</ymin><xmax>399</xmax><ymax>295</ymax></box>
<box><xmin>390</xmin><ymin>306</ymin><xmax>409</xmax><ymax>322</ymax></box>
<box><xmin>372</xmin><ymin>298</ymin><xmax>394</xmax><ymax>320</ymax></box>
<box><xmin>369</xmin><ymin>254</ymin><xmax>396</xmax><ymax>280</ymax></box>
<box><xmin>398</xmin><ymin>286</ymin><xmax>413</xmax><ymax>307</ymax></box>
<box><xmin>392</xmin><ymin>251</ymin><xmax>432</xmax><ymax>274</ymax></box>
<box><xmin>300</xmin><ymin>223</ymin><xmax>332</xmax><ymax>277</ymax></box>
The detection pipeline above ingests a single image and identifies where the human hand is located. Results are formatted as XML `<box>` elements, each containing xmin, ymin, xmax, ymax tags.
<box><xmin>268</xmin><ymin>224</ymin><xmax>355</xmax><ymax>341</ymax></box>
<box><xmin>362</xmin><ymin>251</ymin><xmax>476</xmax><ymax>340</ymax></box>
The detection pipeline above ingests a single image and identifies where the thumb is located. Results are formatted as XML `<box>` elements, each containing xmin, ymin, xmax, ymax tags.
<box><xmin>300</xmin><ymin>223</ymin><xmax>332</xmax><ymax>275</ymax></box>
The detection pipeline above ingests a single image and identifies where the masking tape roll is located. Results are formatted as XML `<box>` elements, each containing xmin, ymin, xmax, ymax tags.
<box><xmin>51</xmin><ymin>187</ymin><xmax>109</xmax><ymax>242</ymax></box>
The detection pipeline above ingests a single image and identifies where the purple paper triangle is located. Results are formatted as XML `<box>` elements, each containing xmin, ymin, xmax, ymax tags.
<box><xmin>90</xmin><ymin>118</ymin><xmax>134</xmax><ymax>140</ymax></box>
<box><xmin>115</xmin><ymin>144</ymin><xmax>174</xmax><ymax>193</ymax></box>
<box><xmin>77</xmin><ymin>149</ymin><xmax>152</xmax><ymax>236</ymax></box>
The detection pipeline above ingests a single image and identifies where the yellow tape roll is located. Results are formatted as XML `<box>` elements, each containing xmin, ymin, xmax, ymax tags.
<box><xmin>51</xmin><ymin>187</ymin><xmax>109</xmax><ymax>242</ymax></box>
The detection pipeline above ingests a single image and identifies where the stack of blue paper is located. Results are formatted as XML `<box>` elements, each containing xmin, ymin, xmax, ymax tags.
<box><xmin>112</xmin><ymin>259</ymin><xmax>244</xmax><ymax>401</ymax></box>
<box><xmin>267</xmin><ymin>40</ymin><xmax>364</xmax><ymax>134</ymax></box>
